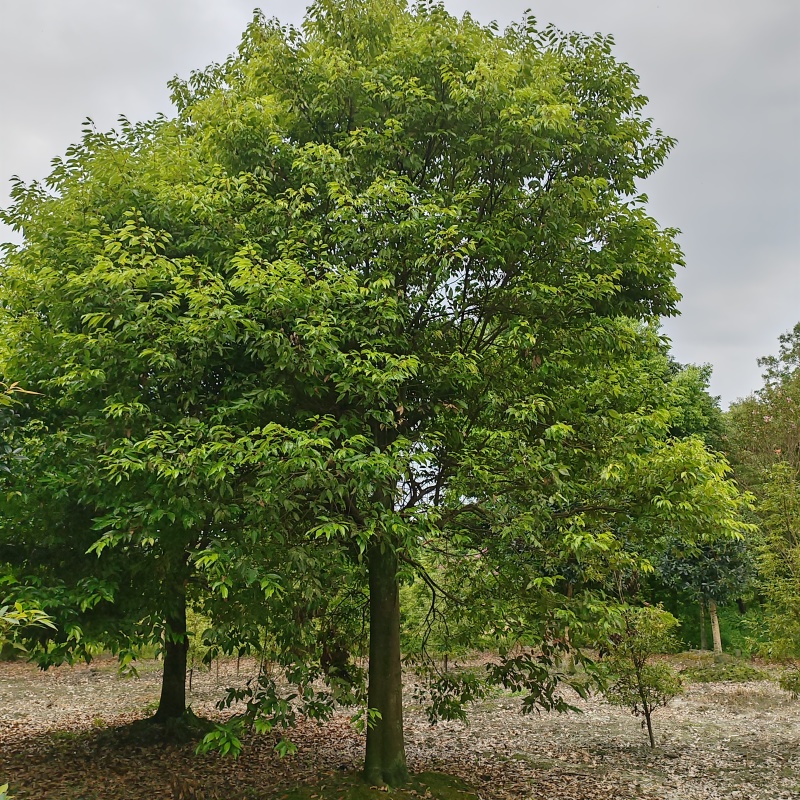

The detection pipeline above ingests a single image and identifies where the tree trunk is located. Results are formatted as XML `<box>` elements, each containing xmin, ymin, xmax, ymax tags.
<box><xmin>708</xmin><ymin>598</ymin><xmax>723</xmax><ymax>653</ymax></box>
<box><xmin>364</xmin><ymin>541</ymin><xmax>408</xmax><ymax>787</ymax></box>
<box><xmin>636</xmin><ymin>665</ymin><xmax>656</xmax><ymax>748</ymax></box>
<box><xmin>562</xmin><ymin>583</ymin><xmax>575</xmax><ymax>673</ymax></box>
<box><xmin>644</xmin><ymin>708</ymin><xmax>655</xmax><ymax>748</ymax></box>
<box><xmin>699</xmin><ymin>598</ymin><xmax>708</xmax><ymax>651</ymax></box>
<box><xmin>154</xmin><ymin>586</ymin><xmax>188</xmax><ymax>721</ymax></box>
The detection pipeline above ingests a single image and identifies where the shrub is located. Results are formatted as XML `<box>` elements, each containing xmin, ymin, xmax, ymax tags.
<box><xmin>601</xmin><ymin>605</ymin><xmax>683</xmax><ymax>748</ymax></box>
<box><xmin>779</xmin><ymin>666</ymin><xmax>800</xmax><ymax>699</ymax></box>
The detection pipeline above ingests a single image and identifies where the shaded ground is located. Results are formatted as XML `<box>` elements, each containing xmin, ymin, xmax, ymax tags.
<box><xmin>0</xmin><ymin>655</ymin><xmax>798</xmax><ymax>799</ymax></box>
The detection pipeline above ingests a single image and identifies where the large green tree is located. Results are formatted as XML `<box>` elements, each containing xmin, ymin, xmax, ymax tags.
<box><xmin>727</xmin><ymin>325</ymin><xmax>800</xmax><ymax>658</ymax></box>
<box><xmin>0</xmin><ymin>138</ymin><xmax>357</xmax><ymax>722</ymax></box>
<box><xmin>1</xmin><ymin>1</ymin><xmax>751</xmax><ymax>785</ymax></box>
<box><xmin>0</xmin><ymin>115</ymin><xmax>295</xmax><ymax>719</ymax></box>
<box><xmin>650</xmin><ymin>362</ymin><xmax>754</xmax><ymax>651</ymax></box>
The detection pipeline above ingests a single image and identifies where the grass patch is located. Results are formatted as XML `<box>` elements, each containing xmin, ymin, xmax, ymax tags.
<box><xmin>273</xmin><ymin>772</ymin><xmax>478</xmax><ymax>800</ymax></box>
<box><xmin>680</xmin><ymin>656</ymin><xmax>769</xmax><ymax>683</ymax></box>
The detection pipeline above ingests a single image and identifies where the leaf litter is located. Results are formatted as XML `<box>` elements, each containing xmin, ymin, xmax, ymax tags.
<box><xmin>0</xmin><ymin>656</ymin><xmax>797</xmax><ymax>799</ymax></box>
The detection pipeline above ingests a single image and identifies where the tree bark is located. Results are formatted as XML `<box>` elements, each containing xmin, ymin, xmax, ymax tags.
<box><xmin>364</xmin><ymin>541</ymin><xmax>408</xmax><ymax>787</ymax></box>
<box><xmin>154</xmin><ymin>586</ymin><xmax>188</xmax><ymax>721</ymax></box>
<box><xmin>699</xmin><ymin>598</ymin><xmax>708</xmax><ymax>651</ymax></box>
<box><xmin>708</xmin><ymin>598</ymin><xmax>723</xmax><ymax>653</ymax></box>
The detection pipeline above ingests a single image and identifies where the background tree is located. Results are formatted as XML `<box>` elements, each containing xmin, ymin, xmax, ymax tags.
<box><xmin>665</xmin><ymin>363</ymin><xmax>725</xmax><ymax>451</ymax></box>
<box><xmin>656</xmin><ymin>538</ymin><xmax>754</xmax><ymax>652</ymax></box>
<box><xmin>727</xmin><ymin>323</ymin><xmax>800</xmax><ymax>483</ymax></box>
<box><xmin>726</xmin><ymin>326</ymin><xmax>800</xmax><ymax>661</ymax></box>
<box><xmin>750</xmin><ymin>461</ymin><xmax>800</xmax><ymax>660</ymax></box>
<box><xmin>643</xmin><ymin>360</ymin><xmax>755</xmax><ymax>651</ymax></box>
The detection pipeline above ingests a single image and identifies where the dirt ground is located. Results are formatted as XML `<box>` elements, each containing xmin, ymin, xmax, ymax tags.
<box><xmin>0</xmin><ymin>655</ymin><xmax>798</xmax><ymax>799</ymax></box>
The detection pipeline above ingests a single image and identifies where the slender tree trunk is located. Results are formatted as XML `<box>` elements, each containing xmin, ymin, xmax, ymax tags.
<box><xmin>636</xmin><ymin>663</ymin><xmax>656</xmax><ymax>748</ymax></box>
<box><xmin>644</xmin><ymin>708</ymin><xmax>655</xmax><ymax>748</ymax></box>
<box><xmin>364</xmin><ymin>541</ymin><xmax>408</xmax><ymax>787</ymax></box>
<box><xmin>154</xmin><ymin>585</ymin><xmax>188</xmax><ymax>721</ymax></box>
<box><xmin>699</xmin><ymin>598</ymin><xmax>708</xmax><ymax>651</ymax></box>
<box><xmin>709</xmin><ymin>599</ymin><xmax>723</xmax><ymax>653</ymax></box>
<box><xmin>562</xmin><ymin>583</ymin><xmax>575</xmax><ymax>673</ymax></box>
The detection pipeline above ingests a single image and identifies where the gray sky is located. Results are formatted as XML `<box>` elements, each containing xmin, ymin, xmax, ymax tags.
<box><xmin>1</xmin><ymin>1</ymin><xmax>798</xmax><ymax>406</ymax></box>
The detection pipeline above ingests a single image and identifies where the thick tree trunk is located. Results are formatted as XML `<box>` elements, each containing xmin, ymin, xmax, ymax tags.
<box><xmin>699</xmin><ymin>599</ymin><xmax>708</xmax><ymax>651</ymax></box>
<box><xmin>154</xmin><ymin>586</ymin><xmax>188</xmax><ymax>721</ymax></box>
<box><xmin>364</xmin><ymin>541</ymin><xmax>408</xmax><ymax>787</ymax></box>
<box><xmin>708</xmin><ymin>598</ymin><xmax>723</xmax><ymax>654</ymax></box>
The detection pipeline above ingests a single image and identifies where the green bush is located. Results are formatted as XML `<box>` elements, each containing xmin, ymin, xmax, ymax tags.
<box><xmin>779</xmin><ymin>666</ymin><xmax>800</xmax><ymax>699</ymax></box>
<box><xmin>604</xmin><ymin>662</ymin><xmax>682</xmax><ymax>730</ymax></box>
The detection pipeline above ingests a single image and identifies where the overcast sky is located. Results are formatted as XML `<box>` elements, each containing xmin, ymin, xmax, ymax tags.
<box><xmin>1</xmin><ymin>1</ymin><xmax>798</xmax><ymax>406</ymax></box>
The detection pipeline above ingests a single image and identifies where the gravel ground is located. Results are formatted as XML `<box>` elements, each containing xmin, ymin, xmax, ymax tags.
<box><xmin>0</xmin><ymin>655</ymin><xmax>797</xmax><ymax>799</ymax></box>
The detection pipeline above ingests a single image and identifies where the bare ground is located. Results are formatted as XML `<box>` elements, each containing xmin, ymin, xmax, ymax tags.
<box><xmin>0</xmin><ymin>655</ymin><xmax>797</xmax><ymax>800</ymax></box>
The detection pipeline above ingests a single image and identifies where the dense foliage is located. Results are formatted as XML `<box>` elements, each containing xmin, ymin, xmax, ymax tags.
<box><xmin>727</xmin><ymin>325</ymin><xmax>800</xmax><ymax>663</ymax></box>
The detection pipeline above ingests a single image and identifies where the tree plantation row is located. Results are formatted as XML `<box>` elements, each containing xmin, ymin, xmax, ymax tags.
<box><xmin>0</xmin><ymin>1</ymin><xmax>797</xmax><ymax>790</ymax></box>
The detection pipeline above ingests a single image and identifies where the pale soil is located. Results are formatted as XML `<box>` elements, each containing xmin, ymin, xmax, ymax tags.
<box><xmin>0</xmin><ymin>655</ymin><xmax>797</xmax><ymax>799</ymax></box>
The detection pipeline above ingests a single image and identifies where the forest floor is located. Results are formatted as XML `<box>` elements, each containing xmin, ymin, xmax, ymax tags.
<box><xmin>0</xmin><ymin>653</ymin><xmax>797</xmax><ymax>800</ymax></box>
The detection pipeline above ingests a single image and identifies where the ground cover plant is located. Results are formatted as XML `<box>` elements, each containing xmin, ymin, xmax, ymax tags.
<box><xmin>678</xmin><ymin>654</ymin><xmax>770</xmax><ymax>684</ymax></box>
<box><xmin>780</xmin><ymin>666</ymin><xmax>800</xmax><ymax>699</ymax></box>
